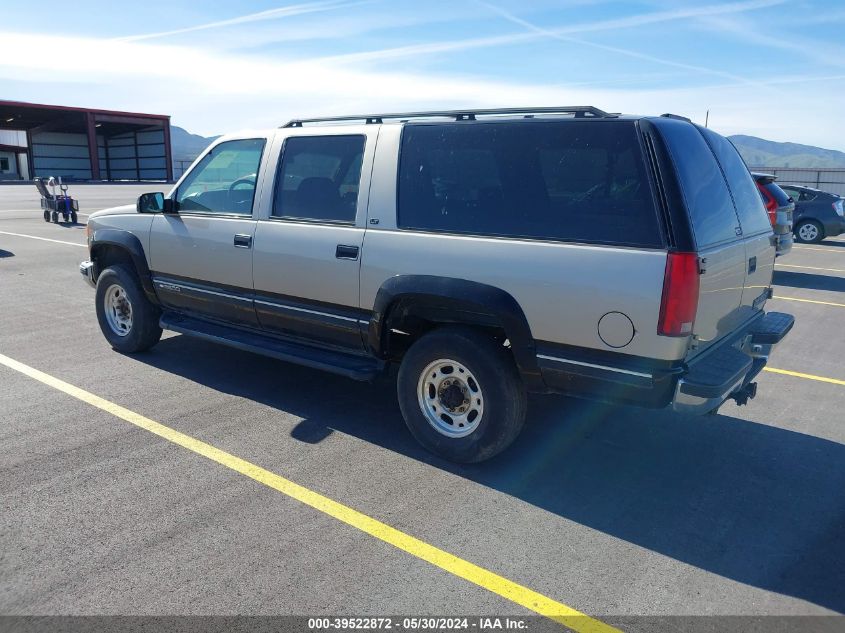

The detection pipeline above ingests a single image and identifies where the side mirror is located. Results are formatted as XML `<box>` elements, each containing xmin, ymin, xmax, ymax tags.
<box><xmin>137</xmin><ymin>192</ymin><xmax>175</xmax><ymax>213</ymax></box>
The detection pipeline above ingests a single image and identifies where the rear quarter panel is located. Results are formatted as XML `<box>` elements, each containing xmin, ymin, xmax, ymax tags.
<box><xmin>360</xmin><ymin>125</ymin><xmax>689</xmax><ymax>363</ymax></box>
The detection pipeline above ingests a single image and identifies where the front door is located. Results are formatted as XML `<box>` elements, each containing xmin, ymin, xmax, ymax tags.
<box><xmin>149</xmin><ymin>137</ymin><xmax>267</xmax><ymax>326</ymax></box>
<box><xmin>252</xmin><ymin>129</ymin><xmax>377</xmax><ymax>350</ymax></box>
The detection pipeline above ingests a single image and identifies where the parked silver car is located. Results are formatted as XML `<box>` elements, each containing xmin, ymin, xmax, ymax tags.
<box><xmin>80</xmin><ymin>106</ymin><xmax>793</xmax><ymax>462</ymax></box>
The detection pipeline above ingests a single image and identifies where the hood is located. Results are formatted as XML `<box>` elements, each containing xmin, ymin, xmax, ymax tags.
<box><xmin>89</xmin><ymin>204</ymin><xmax>136</xmax><ymax>219</ymax></box>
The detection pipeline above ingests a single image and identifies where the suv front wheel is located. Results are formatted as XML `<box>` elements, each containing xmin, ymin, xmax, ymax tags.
<box><xmin>95</xmin><ymin>265</ymin><xmax>162</xmax><ymax>353</ymax></box>
<box><xmin>397</xmin><ymin>327</ymin><xmax>527</xmax><ymax>463</ymax></box>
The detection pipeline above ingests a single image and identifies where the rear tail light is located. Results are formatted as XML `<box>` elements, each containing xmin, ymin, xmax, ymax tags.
<box><xmin>834</xmin><ymin>199</ymin><xmax>844</xmax><ymax>217</ymax></box>
<box><xmin>763</xmin><ymin>190</ymin><xmax>778</xmax><ymax>226</ymax></box>
<box><xmin>658</xmin><ymin>252</ymin><xmax>700</xmax><ymax>337</ymax></box>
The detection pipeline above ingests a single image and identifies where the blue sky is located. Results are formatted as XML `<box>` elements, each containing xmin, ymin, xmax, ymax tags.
<box><xmin>2</xmin><ymin>0</ymin><xmax>845</xmax><ymax>148</ymax></box>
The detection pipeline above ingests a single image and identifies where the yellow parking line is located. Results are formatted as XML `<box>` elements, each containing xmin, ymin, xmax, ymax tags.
<box><xmin>776</xmin><ymin>263</ymin><xmax>845</xmax><ymax>273</ymax></box>
<box><xmin>764</xmin><ymin>367</ymin><xmax>845</xmax><ymax>386</ymax></box>
<box><xmin>0</xmin><ymin>230</ymin><xmax>86</xmax><ymax>248</ymax></box>
<box><xmin>0</xmin><ymin>352</ymin><xmax>617</xmax><ymax>633</ymax></box>
<box><xmin>773</xmin><ymin>295</ymin><xmax>845</xmax><ymax>308</ymax></box>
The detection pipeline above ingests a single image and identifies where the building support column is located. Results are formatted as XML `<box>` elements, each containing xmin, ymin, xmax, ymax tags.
<box><xmin>163</xmin><ymin>118</ymin><xmax>173</xmax><ymax>182</ymax></box>
<box><xmin>25</xmin><ymin>130</ymin><xmax>35</xmax><ymax>179</ymax></box>
<box><xmin>85</xmin><ymin>112</ymin><xmax>101</xmax><ymax>180</ymax></box>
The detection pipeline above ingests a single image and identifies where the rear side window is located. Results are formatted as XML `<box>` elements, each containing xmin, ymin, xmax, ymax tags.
<box><xmin>273</xmin><ymin>135</ymin><xmax>365</xmax><ymax>223</ymax></box>
<box><xmin>762</xmin><ymin>182</ymin><xmax>791</xmax><ymax>207</ymax></box>
<box><xmin>700</xmin><ymin>128</ymin><xmax>772</xmax><ymax>236</ymax></box>
<box><xmin>398</xmin><ymin>121</ymin><xmax>662</xmax><ymax>247</ymax></box>
<box><xmin>655</xmin><ymin>120</ymin><xmax>739</xmax><ymax>248</ymax></box>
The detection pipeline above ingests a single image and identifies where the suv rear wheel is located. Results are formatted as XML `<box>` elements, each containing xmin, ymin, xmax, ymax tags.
<box><xmin>397</xmin><ymin>327</ymin><xmax>527</xmax><ymax>463</ymax></box>
<box><xmin>795</xmin><ymin>219</ymin><xmax>824</xmax><ymax>244</ymax></box>
<box><xmin>95</xmin><ymin>265</ymin><xmax>162</xmax><ymax>353</ymax></box>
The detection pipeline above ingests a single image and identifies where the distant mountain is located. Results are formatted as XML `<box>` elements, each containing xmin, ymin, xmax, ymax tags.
<box><xmin>729</xmin><ymin>135</ymin><xmax>845</xmax><ymax>169</ymax></box>
<box><xmin>170</xmin><ymin>125</ymin><xmax>218</xmax><ymax>161</ymax></box>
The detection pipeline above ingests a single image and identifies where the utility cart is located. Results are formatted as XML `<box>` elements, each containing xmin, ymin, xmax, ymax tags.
<box><xmin>35</xmin><ymin>177</ymin><xmax>79</xmax><ymax>224</ymax></box>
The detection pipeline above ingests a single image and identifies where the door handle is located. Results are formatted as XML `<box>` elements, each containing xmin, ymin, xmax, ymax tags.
<box><xmin>748</xmin><ymin>256</ymin><xmax>757</xmax><ymax>274</ymax></box>
<box><xmin>335</xmin><ymin>244</ymin><xmax>359</xmax><ymax>260</ymax></box>
<box><xmin>234</xmin><ymin>234</ymin><xmax>252</xmax><ymax>249</ymax></box>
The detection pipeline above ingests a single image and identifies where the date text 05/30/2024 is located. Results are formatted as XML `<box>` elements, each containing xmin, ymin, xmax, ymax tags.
<box><xmin>308</xmin><ymin>617</ymin><xmax>529</xmax><ymax>630</ymax></box>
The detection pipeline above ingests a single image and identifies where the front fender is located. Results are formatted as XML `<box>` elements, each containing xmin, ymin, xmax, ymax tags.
<box><xmin>90</xmin><ymin>228</ymin><xmax>158</xmax><ymax>304</ymax></box>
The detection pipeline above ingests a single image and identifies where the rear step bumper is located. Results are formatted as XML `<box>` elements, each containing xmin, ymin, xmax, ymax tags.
<box><xmin>672</xmin><ymin>311</ymin><xmax>794</xmax><ymax>415</ymax></box>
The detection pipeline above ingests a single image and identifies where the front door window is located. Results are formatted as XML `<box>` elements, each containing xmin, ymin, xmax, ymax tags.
<box><xmin>175</xmin><ymin>138</ymin><xmax>265</xmax><ymax>214</ymax></box>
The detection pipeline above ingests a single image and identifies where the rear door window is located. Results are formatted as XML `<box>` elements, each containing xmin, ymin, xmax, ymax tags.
<box><xmin>273</xmin><ymin>135</ymin><xmax>365</xmax><ymax>223</ymax></box>
<box><xmin>398</xmin><ymin>120</ymin><xmax>662</xmax><ymax>247</ymax></box>
<box><xmin>654</xmin><ymin>119</ymin><xmax>740</xmax><ymax>248</ymax></box>
<box><xmin>699</xmin><ymin>128</ymin><xmax>773</xmax><ymax>236</ymax></box>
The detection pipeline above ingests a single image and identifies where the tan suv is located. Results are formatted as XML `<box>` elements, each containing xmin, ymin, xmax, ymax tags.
<box><xmin>80</xmin><ymin>106</ymin><xmax>794</xmax><ymax>462</ymax></box>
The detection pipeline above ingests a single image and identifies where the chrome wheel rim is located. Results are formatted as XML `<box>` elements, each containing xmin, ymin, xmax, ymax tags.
<box><xmin>417</xmin><ymin>359</ymin><xmax>484</xmax><ymax>438</ymax></box>
<box><xmin>103</xmin><ymin>284</ymin><xmax>133</xmax><ymax>337</ymax></box>
<box><xmin>798</xmin><ymin>223</ymin><xmax>819</xmax><ymax>242</ymax></box>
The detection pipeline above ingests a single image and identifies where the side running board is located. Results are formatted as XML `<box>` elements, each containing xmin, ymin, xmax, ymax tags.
<box><xmin>160</xmin><ymin>312</ymin><xmax>385</xmax><ymax>382</ymax></box>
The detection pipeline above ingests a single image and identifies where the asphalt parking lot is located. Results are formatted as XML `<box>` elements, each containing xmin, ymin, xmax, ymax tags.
<box><xmin>1</xmin><ymin>183</ymin><xmax>843</xmax><ymax>632</ymax></box>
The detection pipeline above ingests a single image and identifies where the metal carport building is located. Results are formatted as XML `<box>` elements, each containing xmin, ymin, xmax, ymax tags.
<box><xmin>0</xmin><ymin>100</ymin><xmax>172</xmax><ymax>182</ymax></box>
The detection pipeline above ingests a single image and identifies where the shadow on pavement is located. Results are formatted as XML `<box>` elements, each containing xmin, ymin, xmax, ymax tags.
<box><xmin>773</xmin><ymin>270</ymin><xmax>845</xmax><ymax>293</ymax></box>
<box><xmin>134</xmin><ymin>335</ymin><xmax>845</xmax><ymax>613</ymax></box>
<box><xmin>0</xmin><ymin>249</ymin><xmax>14</xmax><ymax>258</ymax></box>
<box><xmin>819</xmin><ymin>240</ymin><xmax>845</xmax><ymax>248</ymax></box>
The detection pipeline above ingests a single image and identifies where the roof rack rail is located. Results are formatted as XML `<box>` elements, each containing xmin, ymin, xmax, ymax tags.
<box><xmin>660</xmin><ymin>113</ymin><xmax>692</xmax><ymax>123</ymax></box>
<box><xmin>282</xmin><ymin>106</ymin><xmax>616</xmax><ymax>128</ymax></box>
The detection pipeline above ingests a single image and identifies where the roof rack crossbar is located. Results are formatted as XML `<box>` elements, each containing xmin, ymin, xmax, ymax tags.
<box><xmin>282</xmin><ymin>106</ymin><xmax>615</xmax><ymax>127</ymax></box>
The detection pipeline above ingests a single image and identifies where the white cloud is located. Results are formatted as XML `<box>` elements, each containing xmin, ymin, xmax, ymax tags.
<box><xmin>474</xmin><ymin>1</ymin><xmax>768</xmax><ymax>90</ymax></box>
<box><xmin>317</xmin><ymin>0</ymin><xmax>786</xmax><ymax>65</ymax></box>
<box><xmin>115</xmin><ymin>0</ymin><xmax>368</xmax><ymax>42</ymax></box>
<box><xmin>0</xmin><ymin>18</ymin><xmax>843</xmax><ymax>150</ymax></box>
<box><xmin>696</xmin><ymin>14</ymin><xmax>845</xmax><ymax>70</ymax></box>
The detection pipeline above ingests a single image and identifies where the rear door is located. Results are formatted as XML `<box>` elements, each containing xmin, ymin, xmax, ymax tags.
<box><xmin>251</xmin><ymin>127</ymin><xmax>377</xmax><ymax>350</ymax></box>
<box><xmin>654</xmin><ymin>119</ymin><xmax>747</xmax><ymax>355</ymax></box>
<box><xmin>700</xmin><ymin>128</ymin><xmax>776</xmax><ymax>311</ymax></box>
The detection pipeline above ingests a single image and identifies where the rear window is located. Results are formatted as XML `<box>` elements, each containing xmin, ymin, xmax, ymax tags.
<box><xmin>700</xmin><ymin>128</ymin><xmax>773</xmax><ymax>236</ymax></box>
<box><xmin>654</xmin><ymin>119</ymin><xmax>740</xmax><ymax>248</ymax></box>
<box><xmin>762</xmin><ymin>182</ymin><xmax>792</xmax><ymax>207</ymax></box>
<box><xmin>397</xmin><ymin>120</ymin><xmax>662</xmax><ymax>247</ymax></box>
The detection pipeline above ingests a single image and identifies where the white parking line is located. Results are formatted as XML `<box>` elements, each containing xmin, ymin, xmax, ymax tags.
<box><xmin>0</xmin><ymin>230</ymin><xmax>86</xmax><ymax>248</ymax></box>
<box><xmin>776</xmin><ymin>262</ymin><xmax>845</xmax><ymax>273</ymax></box>
<box><xmin>793</xmin><ymin>245</ymin><xmax>845</xmax><ymax>254</ymax></box>
<box><xmin>0</xmin><ymin>210</ymin><xmax>91</xmax><ymax>218</ymax></box>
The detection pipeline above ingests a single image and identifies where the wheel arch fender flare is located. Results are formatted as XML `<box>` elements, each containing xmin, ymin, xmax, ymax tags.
<box><xmin>90</xmin><ymin>229</ymin><xmax>159</xmax><ymax>304</ymax></box>
<box><xmin>369</xmin><ymin>275</ymin><xmax>543</xmax><ymax>389</ymax></box>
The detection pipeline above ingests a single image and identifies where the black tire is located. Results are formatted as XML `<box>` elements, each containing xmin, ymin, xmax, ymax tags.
<box><xmin>43</xmin><ymin>210</ymin><xmax>50</xmax><ymax>222</ymax></box>
<box><xmin>51</xmin><ymin>211</ymin><xmax>59</xmax><ymax>224</ymax></box>
<box><xmin>397</xmin><ymin>327</ymin><xmax>527</xmax><ymax>463</ymax></box>
<box><xmin>794</xmin><ymin>219</ymin><xmax>824</xmax><ymax>244</ymax></box>
<box><xmin>95</xmin><ymin>265</ymin><xmax>162</xmax><ymax>353</ymax></box>
<box><xmin>70</xmin><ymin>211</ymin><xmax>78</xmax><ymax>224</ymax></box>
